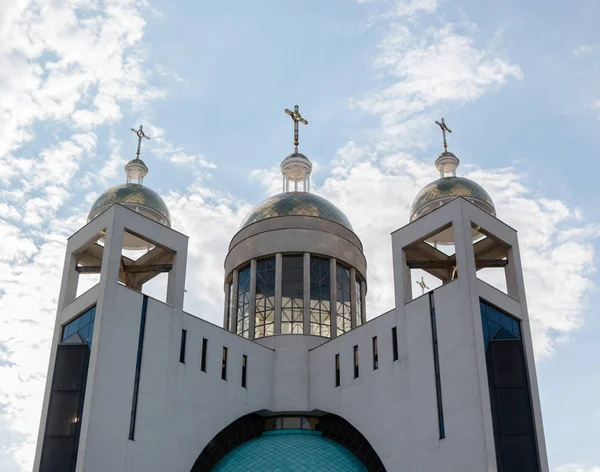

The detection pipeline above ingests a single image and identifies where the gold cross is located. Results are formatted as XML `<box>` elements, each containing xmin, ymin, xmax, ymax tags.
<box><xmin>284</xmin><ymin>105</ymin><xmax>309</xmax><ymax>153</ymax></box>
<box><xmin>435</xmin><ymin>118</ymin><xmax>452</xmax><ymax>152</ymax></box>
<box><xmin>131</xmin><ymin>124</ymin><xmax>150</xmax><ymax>160</ymax></box>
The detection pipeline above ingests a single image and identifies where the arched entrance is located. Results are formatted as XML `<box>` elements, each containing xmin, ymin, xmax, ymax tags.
<box><xmin>191</xmin><ymin>413</ymin><xmax>386</xmax><ymax>472</ymax></box>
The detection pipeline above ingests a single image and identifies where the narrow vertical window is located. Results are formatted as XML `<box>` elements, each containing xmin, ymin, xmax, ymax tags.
<box><xmin>241</xmin><ymin>355</ymin><xmax>248</xmax><ymax>388</ymax></box>
<box><xmin>282</xmin><ymin>255</ymin><xmax>304</xmax><ymax>334</ymax></box>
<box><xmin>335</xmin><ymin>354</ymin><xmax>340</xmax><ymax>387</ymax></box>
<box><xmin>255</xmin><ymin>258</ymin><xmax>276</xmax><ymax>338</ymax></box>
<box><xmin>429</xmin><ymin>292</ymin><xmax>445</xmax><ymax>439</ymax></box>
<box><xmin>372</xmin><ymin>336</ymin><xmax>379</xmax><ymax>370</ymax></box>
<box><xmin>201</xmin><ymin>338</ymin><xmax>207</xmax><ymax>372</ymax></box>
<box><xmin>129</xmin><ymin>296</ymin><xmax>148</xmax><ymax>440</ymax></box>
<box><xmin>353</xmin><ymin>345</ymin><xmax>359</xmax><ymax>379</ymax></box>
<box><xmin>336</xmin><ymin>264</ymin><xmax>351</xmax><ymax>334</ymax></box>
<box><xmin>179</xmin><ymin>329</ymin><xmax>187</xmax><ymax>364</ymax></box>
<box><xmin>392</xmin><ymin>327</ymin><xmax>399</xmax><ymax>361</ymax></box>
<box><xmin>236</xmin><ymin>265</ymin><xmax>251</xmax><ymax>338</ymax></box>
<box><xmin>310</xmin><ymin>257</ymin><xmax>331</xmax><ymax>336</ymax></box>
<box><xmin>221</xmin><ymin>347</ymin><xmax>228</xmax><ymax>380</ymax></box>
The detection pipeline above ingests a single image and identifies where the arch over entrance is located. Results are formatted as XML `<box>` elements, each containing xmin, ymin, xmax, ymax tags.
<box><xmin>190</xmin><ymin>413</ymin><xmax>386</xmax><ymax>472</ymax></box>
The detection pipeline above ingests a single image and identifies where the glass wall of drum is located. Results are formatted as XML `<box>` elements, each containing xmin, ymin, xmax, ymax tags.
<box><xmin>226</xmin><ymin>254</ymin><xmax>366</xmax><ymax>339</ymax></box>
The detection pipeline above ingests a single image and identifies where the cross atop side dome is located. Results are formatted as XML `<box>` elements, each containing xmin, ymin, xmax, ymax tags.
<box><xmin>409</xmin><ymin>118</ymin><xmax>496</xmax><ymax>230</ymax></box>
<box><xmin>88</xmin><ymin>125</ymin><xmax>171</xmax><ymax>241</ymax></box>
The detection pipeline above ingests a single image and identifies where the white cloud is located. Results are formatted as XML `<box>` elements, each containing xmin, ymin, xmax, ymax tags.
<box><xmin>355</xmin><ymin>22</ymin><xmax>522</xmax><ymax>148</ymax></box>
<box><xmin>554</xmin><ymin>465</ymin><xmax>600</xmax><ymax>472</ymax></box>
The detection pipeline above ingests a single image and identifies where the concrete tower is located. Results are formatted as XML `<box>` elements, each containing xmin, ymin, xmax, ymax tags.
<box><xmin>33</xmin><ymin>117</ymin><xmax>548</xmax><ymax>472</ymax></box>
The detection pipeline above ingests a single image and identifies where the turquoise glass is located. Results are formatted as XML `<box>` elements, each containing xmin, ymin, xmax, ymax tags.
<box><xmin>212</xmin><ymin>430</ymin><xmax>367</xmax><ymax>472</ymax></box>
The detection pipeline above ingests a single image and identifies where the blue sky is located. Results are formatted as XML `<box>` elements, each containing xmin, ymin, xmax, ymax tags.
<box><xmin>1</xmin><ymin>0</ymin><xmax>599</xmax><ymax>470</ymax></box>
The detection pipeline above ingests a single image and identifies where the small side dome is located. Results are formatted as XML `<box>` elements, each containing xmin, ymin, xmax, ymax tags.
<box><xmin>410</xmin><ymin>176</ymin><xmax>495</xmax><ymax>222</ymax></box>
<box><xmin>239</xmin><ymin>192</ymin><xmax>353</xmax><ymax>231</ymax></box>
<box><xmin>88</xmin><ymin>183</ymin><xmax>171</xmax><ymax>227</ymax></box>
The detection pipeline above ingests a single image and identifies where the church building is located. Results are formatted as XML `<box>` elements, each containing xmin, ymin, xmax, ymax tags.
<box><xmin>33</xmin><ymin>111</ymin><xmax>549</xmax><ymax>471</ymax></box>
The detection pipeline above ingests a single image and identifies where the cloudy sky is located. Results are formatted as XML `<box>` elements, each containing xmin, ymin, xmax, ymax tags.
<box><xmin>1</xmin><ymin>0</ymin><xmax>599</xmax><ymax>470</ymax></box>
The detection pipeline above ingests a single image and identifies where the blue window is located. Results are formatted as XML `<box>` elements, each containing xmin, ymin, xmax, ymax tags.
<box><xmin>62</xmin><ymin>306</ymin><xmax>96</xmax><ymax>346</ymax></box>
<box><xmin>480</xmin><ymin>301</ymin><xmax>521</xmax><ymax>351</ymax></box>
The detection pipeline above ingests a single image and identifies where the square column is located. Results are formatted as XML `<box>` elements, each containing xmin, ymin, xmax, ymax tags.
<box><xmin>303</xmin><ymin>253</ymin><xmax>311</xmax><ymax>334</ymax></box>
<box><xmin>350</xmin><ymin>267</ymin><xmax>357</xmax><ymax>329</ymax></box>
<box><xmin>248</xmin><ymin>259</ymin><xmax>257</xmax><ymax>340</ymax></box>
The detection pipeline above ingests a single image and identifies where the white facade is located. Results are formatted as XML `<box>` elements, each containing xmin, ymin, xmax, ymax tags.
<box><xmin>33</xmin><ymin>196</ymin><xmax>549</xmax><ymax>472</ymax></box>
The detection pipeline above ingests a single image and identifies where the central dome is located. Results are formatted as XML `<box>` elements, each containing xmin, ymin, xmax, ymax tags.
<box><xmin>213</xmin><ymin>430</ymin><xmax>367</xmax><ymax>472</ymax></box>
<box><xmin>240</xmin><ymin>192</ymin><xmax>353</xmax><ymax>231</ymax></box>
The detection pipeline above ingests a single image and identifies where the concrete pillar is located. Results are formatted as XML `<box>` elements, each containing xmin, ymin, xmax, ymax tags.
<box><xmin>330</xmin><ymin>258</ymin><xmax>337</xmax><ymax>338</ymax></box>
<box><xmin>231</xmin><ymin>269</ymin><xmax>239</xmax><ymax>334</ymax></box>
<box><xmin>350</xmin><ymin>267</ymin><xmax>357</xmax><ymax>330</ymax></box>
<box><xmin>223</xmin><ymin>282</ymin><xmax>230</xmax><ymax>330</ymax></box>
<box><xmin>249</xmin><ymin>259</ymin><xmax>257</xmax><ymax>339</ymax></box>
<box><xmin>303</xmin><ymin>253</ymin><xmax>310</xmax><ymax>334</ymax></box>
<box><xmin>61</xmin><ymin>252</ymin><xmax>80</xmax><ymax>307</ymax></box>
<box><xmin>274</xmin><ymin>253</ymin><xmax>283</xmax><ymax>335</ymax></box>
<box><xmin>361</xmin><ymin>279</ymin><xmax>367</xmax><ymax>324</ymax></box>
<box><xmin>504</xmin><ymin>246</ymin><xmax>520</xmax><ymax>300</ymax></box>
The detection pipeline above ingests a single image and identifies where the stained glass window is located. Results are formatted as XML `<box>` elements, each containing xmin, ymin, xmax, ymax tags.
<box><xmin>282</xmin><ymin>256</ymin><xmax>303</xmax><ymax>334</ymax></box>
<box><xmin>255</xmin><ymin>258</ymin><xmax>276</xmax><ymax>338</ymax></box>
<box><xmin>336</xmin><ymin>264</ymin><xmax>351</xmax><ymax>334</ymax></box>
<box><xmin>236</xmin><ymin>265</ymin><xmax>251</xmax><ymax>338</ymax></box>
<box><xmin>310</xmin><ymin>257</ymin><xmax>330</xmax><ymax>337</ymax></box>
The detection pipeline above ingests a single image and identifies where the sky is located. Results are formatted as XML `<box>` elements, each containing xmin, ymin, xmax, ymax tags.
<box><xmin>0</xmin><ymin>0</ymin><xmax>599</xmax><ymax>470</ymax></box>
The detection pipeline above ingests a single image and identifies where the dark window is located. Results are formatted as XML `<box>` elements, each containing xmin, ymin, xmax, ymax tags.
<box><xmin>201</xmin><ymin>338</ymin><xmax>207</xmax><ymax>372</ymax></box>
<box><xmin>255</xmin><ymin>258</ymin><xmax>276</xmax><ymax>337</ymax></box>
<box><xmin>221</xmin><ymin>347</ymin><xmax>228</xmax><ymax>381</ymax></box>
<box><xmin>282</xmin><ymin>256</ymin><xmax>304</xmax><ymax>334</ymax></box>
<box><xmin>335</xmin><ymin>354</ymin><xmax>340</xmax><ymax>387</ymax></box>
<box><xmin>355</xmin><ymin>278</ymin><xmax>363</xmax><ymax>326</ymax></box>
<box><xmin>353</xmin><ymin>345</ymin><xmax>359</xmax><ymax>379</ymax></box>
<box><xmin>336</xmin><ymin>264</ymin><xmax>351</xmax><ymax>334</ymax></box>
<box><xmin>129</xmin><ymin>296</ymin><xmax>148</xmax><ymax>441</ymax></box>
<box><xmin>241</xmin><ymin>355</ymin><xmax>247</xmax><ymax>388</ymax></box>
<box><xmin>40</xmin><ymin>343</ymin><xmax>90</xmax><ymax>472</ymax></box>
<box><xmin>62</xmin><ymin>305</ymin><xmax>96</xmax><ymax>346</ymax></box>
<box><xmin>372</xmin><ymin>336</ymin><xmax>379</xmax><ymax>370</ymax></box>
<box><xmin>392</xmin><ymin>327</ymin><xmax>399</xmax><ymax>361</ymax></box>
<box><xmin>236</xmin><ymin>266</ymin><xmax>251</xmax><ymax>338</ymax></box>
<box><xmin>480</xmin><ymin>300</ymin><xmax>540</xmax><ymax>472</ymax></box>
<box><xmin>429</xmin><ymin>292</ymin><xmax>445</xmax><ymax>439</ymax></box>
<box><xmin>179</xmin><ymin>329</ymin><xmax>187</xmax><ymax>364</ymax></box>
<box><xmin>310</xmin><ymin>257</ymin><xmax>331</xmax><ymax>336</ymax></box>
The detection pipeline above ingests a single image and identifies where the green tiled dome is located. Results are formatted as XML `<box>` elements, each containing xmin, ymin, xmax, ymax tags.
<box><xmin>410</xmin><ymin>176</ymin><xmax>495</xmax><ymax>221</ymax></box>
<box><xmin>240</xmin><ymin>192</ymin><xmax>353</xmax><ymax>231</ymax></box>
<box><xmin>88</xmin><ymin>183</ymin><xmax>171</xmax><ymax>226</ymax></box>
<box><xmin>213</xmin><ymin>430</ymin><xmax>367</xmax><ymax>472</ymax></box>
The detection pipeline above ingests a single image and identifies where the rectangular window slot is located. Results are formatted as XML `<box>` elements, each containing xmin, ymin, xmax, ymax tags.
<box><xmin>392</xmin><ymin>327</ymin><xmax>399</xmax><ymax>361</ymax></box>
<box><xmin>201</xmin><ymin>338</ymin><xmax>207</xmax><ymax>372</ymax></box>
<box><xmin>429</xmin><ymin>292</ymin><xmax>445</xmax><ymax>439</ymax></box>
<box><xmin>372</xmin><ymin>336</ymin><xmax>379</xmax><ymax>370</ymax></box>
<box><xmin>335</xmin><ymin>354</ymin><xmax>340</xmax><ymax>387</ymax></box>
<box><xmin>129</xmin><ymin>295</ymin><xmax>148</xmax><ymax>441</ymax></box>
<box><xmin>353</xmin><ymin>345</ymin><xmax>359</xmax><ymax>379</ymax></box>
<box><xmin>179</xmin><ymin>329</ymin><xmax>187</xmax><ymax>364</ymax></box>
<box><xmin>221</xmin><ymin>347</ymin><xmax>228</xmax><ymax>381</ymax></box>
<box><xmin>242</xmin><ymin>355</ymin><xmax>247</xmax><ymax>388</ymax></box>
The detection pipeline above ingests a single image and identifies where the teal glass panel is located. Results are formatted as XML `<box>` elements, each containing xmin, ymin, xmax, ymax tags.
<box><xmin>62</xmin><ymin>306</ymin><xmax>96</xmax><ymax>347</ymax></box>
<box><xmin>213</xmin><ymin>430</ymin><xmax>367</xmax><ymax>472</ymax></box>
<box><xmin>480</xmin><ymin>301</ymin><xmax>521</xmax><ymax>351</ymax></box>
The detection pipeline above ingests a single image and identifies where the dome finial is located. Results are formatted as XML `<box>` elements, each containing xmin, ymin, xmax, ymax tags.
<box><xmin>284</xmin><ymin>105</ymin><xmax>308</xmax><ymax>154</ymax></box>
<box><xmin>125</xmin><ymin>125</ymin><xmax>150</xmax><ymax>184</ymax></box>
<box><xmin>435</xmin><ymin>117</ymin><xmax>452</xmax><ymax>153</ymax></box>
<box><xmin>281</xmin><ymin>105</ymin><xmax>312</xmax><ymax>193</ymax></box>
<box><xmin>434</xmin><ymin>118</ymin><xmax>460</xmax><ymax>178</ymax></box>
